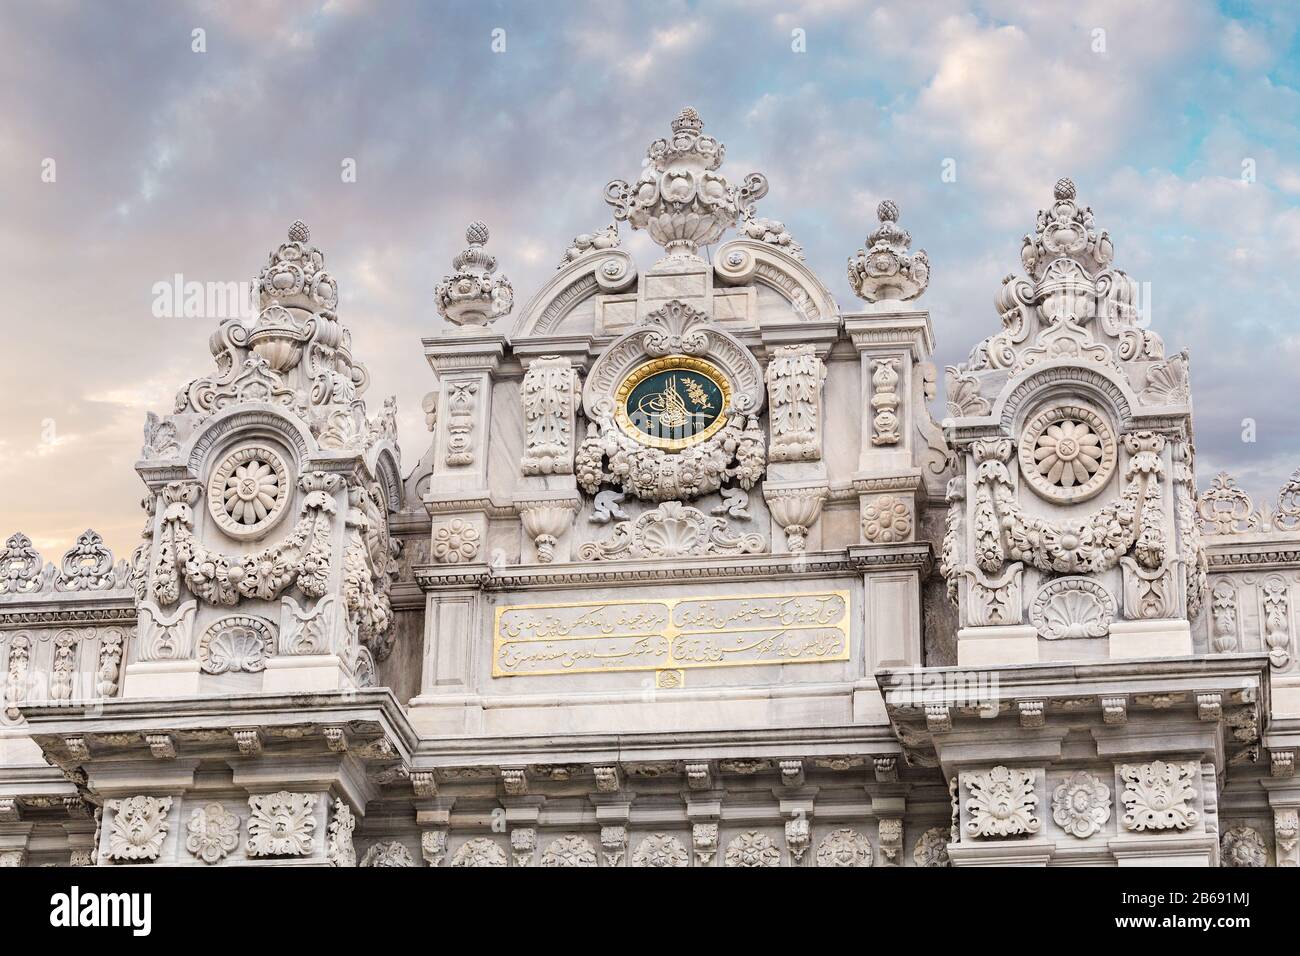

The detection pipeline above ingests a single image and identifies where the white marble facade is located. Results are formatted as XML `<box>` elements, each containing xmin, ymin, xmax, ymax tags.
<box><xmin>0</xmin><ymin>108</ymin><xmax>1293</xmax><ymax>868</ymax></box>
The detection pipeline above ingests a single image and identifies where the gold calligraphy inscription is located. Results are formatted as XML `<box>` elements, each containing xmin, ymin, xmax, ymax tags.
<box><xmin>493</xmin><ymin>590</ymin><xmax>850</xmax><ymax>677</ymax></box>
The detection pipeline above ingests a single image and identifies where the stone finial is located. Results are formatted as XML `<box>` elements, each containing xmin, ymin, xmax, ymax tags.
<box><xmin>1020</xmin><ymin>176</ymin><xmax>1113</xmax><ymax>278</ymax></box>
<box><xmin>287</xmin><ymin>219</ymin><xmax>311</xmax><ymax>243</ymax></box>
<box><xmin>847</xmin><ymin>200</ymin><xmax>930</xmax><ymax>302</ymax></box>
<box><xmin>435</xmin><ymin>221</ymin><xmax>515</xmax><ymax>328</ymax></box>
<box><xmin>255</xmin><ymin>221</ymin><xmax>337</xmax><ymax>314</ymax></box>
<box><xmin>604</xmin><ymin>107</ymin><xmax>768</xmax><ymax>258</ymax></box>
<box><xmin>558</xmin><ymin>221</ymin><xmax>620</xmax><ymax>268</ymax></box>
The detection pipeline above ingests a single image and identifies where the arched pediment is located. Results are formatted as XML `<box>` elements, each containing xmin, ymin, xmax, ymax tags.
<box><xmin>510</xmin><ymin>249</ymin><xmax>638</xmax><ymax>339</ymax></box>
<box><xmin>712</xmin><ymin>238</ymin><xmax>838</xmax><ymax>325</ymax></box>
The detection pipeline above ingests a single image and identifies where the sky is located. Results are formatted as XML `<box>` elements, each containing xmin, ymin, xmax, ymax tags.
<box><xmin>2</xmin><ymin>0</ymin><xmax>1299</xmax><ymax>561</ymax></box>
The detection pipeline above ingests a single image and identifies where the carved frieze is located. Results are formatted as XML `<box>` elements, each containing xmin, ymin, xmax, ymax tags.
<box><xmin>106</xmin><ymin>795</ymin><xmax>172</xmax><ymax>862</ymax></box>
<box><xmin>521</xmin><ymin>357</ymin><xmax>580</xmax><ymax>476</ymax></box>
<box><xmin>815</xmin><ymin>828</ymin><xmax>872</xmax><ymax>867</ymax></box>
<box><xmin>246</xmin><ymin>791</ymin><xmax>318</xmax><ymax>857</ymax></box>
<box><xmin>766</xmin><ymin>344</ymin><xmax>825</xmax><ymax>462</ymax></box>
<box><xmin>1119</xmin><ymin>761</ymin><xmax>1199</xmax><ymax>832</ymax></box>
<box><xmin>724</xmin><ymin>831</ymin><xmax>780</xmax><ymax>867</ymax></box>
<box><xmin>450</xmin><ymin>838</ymin><xmax>508</xmax><ymax>868</ymax></box>
<box><xmin>1051</xmin><ymin>771</ymin><xmax>1112</xmax><ymax>838</ymax></box>
<box><xmin>540</xmin><ymin>834</ymin><xmax>598</xmax><ymax>867</ymax></box>
<box><xmin>631</xmin><ymin>833</ymin><xmax>689</xmax><ymax>868</ymax></box>
<box><xmin>963</xmin><ymin>766</ymin><xmax>1040</xmax><ymax>838</ymax></box>
<box><xmin>185</xmin><ymin>803</ymin><xmax>240</xmax><ymax>864</ymax></box>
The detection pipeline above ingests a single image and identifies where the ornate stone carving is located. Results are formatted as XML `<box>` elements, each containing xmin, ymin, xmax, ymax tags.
<box><xmin>1197</xmin><ymin>472</ymin><xmax>1260</xmax><ymax>535</ymax></box>
<box><xmin>578</xmin><ymin>501</ymin><xmax>763</xmax><ymax>561</ymax></box>
<box><xmin>765</xmin><ymin>345</ymin><xmax>825</xmax><ymax>462</ymax></box>
<box><xmin>510</xmin><ymin>827</ymin><xmax>536</xmax><ymax>867</ymax></box>
<box><xmin>540</xmin><ymin>834</ymin><xmax>598</xmax><ymax>867</ymax></box>
<box><xmin>739</xmin><ymin>214</ymin><xmax>803</xmax><ymax>259</ymax></box>
<box><xmin>944</xmin><ymin>367</ymin><xmax>991</xmax><ymax>418</ymax></box>
<box><xmin>518</xmin><ymin>501</ymin><xmax>577</xmax><ymax>564</ymax></box>
<box><xmin>964</xmin><ymin>766</ymin><xmax>1040</xmax><ymax>838</ymax></box>
<box><xmin>431</xmin><ymin>518</ymin><xmax>480</xmax><ymax>564</ymax></box>
<box><xmin>862</xmin><ymin>495</ymin><xmax>912</xmax><ymax>543</ymax></box>
<box><xmin>963</xmin><ymin>563</ymin><xmax>1023</xmax><ymax>627</ymax></box>
<box><xmin>420</xmin><ymin>830</ymin><xmax>447</xmax><ymax>867</ymax></box>
<box><xmin>765</xmin><ymin>485</ymin><xmax>827</xmax><ymax>554</ymax></box>
<box><xmin>1119</xmin><ymin>761</ymin><xmax>1199</xmax><ymax>832</ymax></box>
<box><xmin>434</xmin><ymin>221</ymin><xmax>513</xmax><ymax>328</ymax></box>
<box><xmin>4</xmin><ymin>634</ymin><xmax>30</xmax><ymax>720</ymax></box>
<box><xmin>138</xmin><ymin>600</ymin><xmax>197</xmax><ymax>661</ymax></box>
<box><xmin>600</xmin><ymin>825</ymin><xmax>627</xmax><ymax>867</ymax></box>
<box><xmin>725</xmin><ymin>830</ymin><xmax>780</xmax><ymax>867</ymax></box>
<box><xmin>106</xmin><ymin>795</ymin><xmax>172</xmax><ymax>862</ymax></box>
<box><xmin>870</xmin><ymin>358</ymin><xmax>901</xmax><ymax>445</ymax></box>
<box><xmin>326</xmin><ymin>799</ymin><xmax>356</xmax><ymax>867</ymax></box>
<box><xmin>96</xmin><ymin>629</ymin><xmax>124</xmax><ymax>697</ymax></box>
<box><xmin>55</xmin><ymin>530</ymin><xmax>118</xmax><ymax>592</ymax></box>
<box><xmin>1018</xmin><ymin>405</ymin><xmax>1117</xmax><ymax>503</ymax></box>
<box><xmin>785</xmin><ymin>817</ymin><xmax>810</xmax><ymax>863</ymax></box>
<box><xmin>450</xmin><ymin>837</ymin><xmax>507</xmax><ymax>868</ymax></box>
<box><xmin>690</xmin><ymin>823</ymin><xmax>717</xmax><ymax>866</ymax></box>
<box><xmin>1029</xmin><ymin>577</ymin><xmax>1114</xmax><ymax>640</ymax></box>
<box><xmin>1220</xmin><ymin>825</ymin><xmax>1267</xmax><ymax>867</ymax></box>
<box><xmin>1262</xmin><ymin>576</ymin><xmax>1292</xmax><ymax>669</ymax></box>
<box><xmin>848</xmin><ymin>200</ymin><xmax>930</xmax><ymax>302</ymax></box>
<box><xmin>246</xmin><ymin>791</ymin><xmax>318</xmax><ymax>857</ymax></box>
<box><xmin>631</xmin><ymin>833</ymin><xmax>689</xmax><ymax>868</ymax></box>
<box><xmin>1275</xmin><ymin>810</ymin><xmax>1299</xmax><ymax>867</ymax></box>
<box><xmin>362</xmin><ymin>841</ymin><xmax>414</xmax><ymax>867</ymax></box>
<box><xmin>913</xmin><ymin>827</ymin><xmax>951</xmax><ymax>867</ymax></box>
<box><xmin>815</xmin><ymin>828</ymin><xmax>872</xmax><ymax>867</ymax></box>
<box><xmin>197</xmin><ymin>614</ymin><xmax>275</xmax><ymax>674</ymax></box>
<box><xmin>1051</xmin><ymin>771</ymin><xmax>1112</xmax><ymax>838</ymax></box>
<box><xmin>48</xmin><ymin>631</ymin><xmax>77</xmax><ymax>701</ymax></box>
<box><xmin>1140</xmin><ymin>351</ymin><xmax>1190</xmax><ymax>404</ymax></box>
<box><xmin>444</xmin><ymin>380</ymin><xmax>480</xmax><ymax>466</ymax></box>
<box><xmin>207</xmin><ymin>445</ymin><xmax>291</xmax><ymax>540</ymax></box>
<box><xmin>521</xmin><ymin>357</ymin><xmax>580</xmax><ymax>475</ymax></box>
<box><xmin>1120</xmin><ymin>557</ymin><xmax>1178</xmax><ymax>620</ymax></box>
<box><xmin>604</xmin><ymin>107</ymin><xmax>767</xmax><ymax>259</ymax></box>
<box><xmin>558</xmin><ymin>222</ymin><xmax>620</xmax><ymax>267</ymax></box>
<box><xmin>877</xmin><ymin>818</ymin><xmax>903</xmax><ymax>865</ymax></box>
<box><xmin>0</xmin><ymin>533</ymin><xmax>43</xmax><ymax>594</ymax></box>
<box><xmin>185</xmin><ymin>803</ymin><xmax>240</xmax><ymax>864</ymax></box>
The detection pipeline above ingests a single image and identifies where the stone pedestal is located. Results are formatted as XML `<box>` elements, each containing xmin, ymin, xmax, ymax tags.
<box><xmin>957</xmin><ymin>625</ymin><xmax>1039</xmax><ymax>666</ymax></box>
<box><xmin>262</xmin><ymin>654</ymin><xmax>354</xmax><ymax>693</ymax></box>
<box><xmin>1109</xmin><ymin>619</ymin><xmax>1192</xmax><ymax>659</ymax></box>
<box><xmin>121</xmin><ymin>660</ymin><xmax>201</xmax><ymax>698</ymax></box>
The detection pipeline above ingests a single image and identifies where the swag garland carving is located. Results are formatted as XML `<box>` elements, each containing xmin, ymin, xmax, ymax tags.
<box><xmin>961</xmin><ymin>430</ymin><xmax>1167</xmax><ymax>580</ymax></box>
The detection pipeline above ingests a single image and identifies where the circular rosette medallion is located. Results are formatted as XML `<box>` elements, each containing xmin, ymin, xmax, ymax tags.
<box><xmin>1018</xmin><ymin>404</ymin><xmax>1118</xmax><ymax>503</ymax></box>
<box><xmin>208</xmin><ymin>444</ymin><xmax>292</xmax><ymax>539</ymax></box>
<box><xmin>614</xmin><ymin>355</ymin><xmax>731</xmax><ymax>450</ymax></box>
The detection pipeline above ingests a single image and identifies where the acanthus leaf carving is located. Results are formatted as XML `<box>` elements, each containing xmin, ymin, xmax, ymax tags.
<box><xmin>963</xmin><ymin>766</ymin><xmax>1040</xmax><ymax>838</ymax></box>
<box><xmin>577</xmin><ymin>501</ymin><xmax>763</xmax><ymax>561</ymax></box>
<box><xmin>521</xmin><ymin>357</ymin><xmax>579</xmax><ymax>476</ymax></box>
<box><xmin>765</xmin><ymin>344</ymin><xmax>824</xmax><ymax>462</ymax></box>
<box><xmin>246</xmin><ymin>791</ymin><xmax>318</xmax><ymax>857</ymax></box>
<box><xmin>1119</xmin><ymin>760</ymin><xmax>1198</xmax><ymax>832</ymax></box>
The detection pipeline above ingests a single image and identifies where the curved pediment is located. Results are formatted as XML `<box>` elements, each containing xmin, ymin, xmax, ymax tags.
<box><xmin>712</xmin><ymin>238</ymin><xmax>839</xmax><ymax>324</ymax></box>
<box><xmin>509</xmin><ymin>249</ymin><xmax>638</xmax><ymax>340</ymax></box>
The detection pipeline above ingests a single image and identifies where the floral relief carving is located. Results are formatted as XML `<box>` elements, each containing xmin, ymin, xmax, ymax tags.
<box><xmin>1018</xmin><ymin>405</ymin><xmax>1117</xmax><ymax>503</ymax></box>
<box><xmin>725</xmin><ymin>831</ymin><xmax>781</xmax><ymax>867</ymax></box>
<box><xmin>1210</xmin><ymin>580</ymin><xmax>1239</xmax><ymax>653</ymax></box>
<box><xmin>578</xmin><ymin>501</ymin><xmax>763</xmax><ymax>561</ymax></box>
<box><xmin>4</xmin><ymin>634</ymin><xmax>30</xmax><ymax>720</ymax></box>
<box><xmin>540</xmin><ymin>834</ymin><xmax>598</xmax><ymax>867</ymax></box>
<box><xmin>521</xmin><ymin>356</ymin><xmax>580</xmax><ymax>476</ymax></box>
<box><xmin>0</xmin><ymin>533</ymin><xmax>43</xmax><ymax>594</ymax></box>
<box><xmin>55</xmin><ymin>530</ymin><xmax>119</xmax><ymax>592</ymax></box>
<box><xmin>1051</xmin><ymin>771</ymin><xmax>1112</xmax><ymax>838</ymax></box>
<box><xmin>1029</xmin><ymin>577</ymin><xmax>1115</xmax><ymax>640</ymax></box>
<box><xmin>435</xmin><ymin>222</ymin><xmax>513</xmax><ymax>328</ymax></box>
<box><xmin>1262</xmin><ymin>576</ymin><xmax>1292</xmax><ymax>669</ymax></box>
<box><xmin>246</xmin><ymin>791</ymin><xmax>318</xmax><ymax>857</ymax></box>
<box><xmin>870</xmin><ymin>358</ymin><xmax>901</xmax><ymax>445</ymax></box>
<box><xmin>944</xmin><ymin>367</ymin><xmax>991</xmax><ymax>418</ymax></box>
<box><xmin>1220</xmin><ymin>825</ymin><xmax>1267</xmax><ymax>867</ymax></box>
<box><xmin>963</xmin><ymin>563</ymin><xmax>1023</xmax><ymax>628</ymax></box>
<box><xmin>1274</xmin><ymin>810</ymin><xmax>1298</xmax><ymax>867</ymax></box>
<box><xmin>450</xmin><ymin>838</ymin><xmax>508</xmax><ymax>868</ymax></box>
<box><xmin>631</xmin><ymin>833</ymin><xmax>689</xmax><ymax>868</ymax></box>
<box><xmin>766</xmin><ymin>344</ymin><xmax>825</xmax><ymax>462</ymax></box>
<box><xmin>207</xmin><ymin>445</ymin><xmax>291</xmax><ymax>539</ymax></box>
<box><xmin>362</xmin><ymin>841</ymin><xmax>415</xmax><ymax>867</ymax></box>
<box><xmin>107</xmin><ymin>795</ymin><xmax>172</xmax><ymax>862</ymax></box>
<box><xmin>913</xmin><ymin>827</ymin><xmax>951</xmax><ymax>867</ymax></box>
<box><xmin>862</xmin><ymin>495</ymin><xmax>912</xmax><ymax>543</ymax></box>
<box><xmin>765</xmin><ymin>485</ymin><xmax>828</xmax><ymax>554</ymax></box>
<box><xmin>444</xmin><ymin>380</ymin><xmax>480</xmax><ymax>466</ymax></box>
<box><xmin>431</xmin><ymin>518</ymin><xmax>480</xmax><ymax>564</ymax></box>
<box><xmin>1119</xmin><ymin>761</ymin><xmax>1199</xmax><ymax>832</ymax></box>
<box><xmin>49</xmin><ymin>632</ymin><xmax>77</xmax><ymax>701</ymax></box>
<box><xmin>815</xmin><ymin>828</ymin><xmax>872</xmax><ymax>867</ymax></box>
<box><xmin>1196</xmin><ymin>472</ymin><xmax>1260</xmax><ymax>535</ymax></box>
<box><xmin>848</xmin><ymin>200</ymin><xmax>930</xmax><ymax>302</ymax></box>
<box><xmin>964</xmin><ymin>766</ymin><xmax>1040</xmax><ymax>838</ymax></box>
<box><xmin>185</xmin><ymin>803</ymin><xmax>240</xmax><ymax>864</ymax></box>
<box><xmin>96</xmin><ymin>629</ymin><xmax>124</xmax><ymax>697</ymax></box>
<box><xmin>326</xmin><ymin>799</ymin><xmax>356</xmax><ymax>867</ymax></box>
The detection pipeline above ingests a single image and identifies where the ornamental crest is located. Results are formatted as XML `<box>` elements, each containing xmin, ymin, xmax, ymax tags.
<box><xmin>107</xmin><ymin>795</ymin><xmax>172</xmax><ymax>862</ymax></box>
<box><xmin>963</xmin><ymin>766</ymin><xmax>1040</xmax><ymax>838</ymax></box>
<box><xmin>1119</xmin><ymin>760</ymin><xmax>1199</xmax><ymax>832</ymax></box>
<box><xmin>246</xmin><ymin>790</ymin><xmax>318</xmax><ymax>857</ymax></box>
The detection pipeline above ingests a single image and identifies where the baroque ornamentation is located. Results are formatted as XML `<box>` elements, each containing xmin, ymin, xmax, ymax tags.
<box><xmin>964</xmin><ymin>766</ymin><xmax>1040</xmax><ymax>838</ymax></box>
<box><xmin>870</xmin><ymin>358</ymin><xmax>901</xmax><ymax>445</ymax></box>
<box><xmin>207</xmin><ymin>445</ymin><xmax>291</xmax><ymax>539</ymax></box>
<box><xmin>765</xmin><ymin>344</ymin><xmax>824</xmax><ymax>462</ymax></box>
<box><xmin>1029</xmin><ymin>577</ymin><xmax>1115</xmax><ymax>640</ymax></box>
<box><xmin>578</xmin><ymin>501</ymin><xmax>763</xmax><ymax>561</ymax></box>
<box><xmin>913</xmin><ymin>827</ymin><xmax>951</xmax><ymax>867</ymax></box>
<box><xmin>431</xmin><ymin>518</ymin><xmax>480</xmax><ymax>564</ymax></box>
<box><xmin>1210</xmin><ymin>580</ymin><xmax>1240</xmax><ymax>652</ymax></box>
<box><xmin>1262</xmin><ymin>576</ymin><xmax>1292</xmax><ymax>669</ymax></box>
<box><xmin>520</xmin><ymin>357</ymin><xmax>580</xmax><ymax>475</ymax></box>
<box><xmin>765</xmin><ymin>485</ymin><xmax>828</xmax><ymax>554</ymax></box>
<box><xmin>106</xmin><ymin>795</ymin><xmax>172</xmax><ymax>862</ymax></box>
<box><xmin>185</xmin><ymin>803</ymin><xmax>240</xmax><ymax>864</ymax></box>
<box><xmin>1051</xmin><ymin>771</ymin><xmax>1112</xmax><ymax>838</ymax></box>
<box><xmin>362</xmin><ymin>841</ymin><xmax>415</xmax><ymax>867</ymax></box>
<box><xmin>862</xmin><ymin>495</ymin><xmax>912</xmax><ymax>543</ymax></box>
<box><xmin>631</xmin><ymin>833</ymin><xmax>689</xmax><ymax>868</ymax></box>
<box><xmin>1220</xmin><ymin>825</ymin><xmax>1267</xmax><ymax>867</ymax></box>
<box><xmin>4</xmin><ymin>634</ymin><xmax>30</xmax><ymax>720</ymax></box>
<box><xmin>450</xmin><ymin>838</ymin><xmax>508</xmax><ymax>868</ymax></box>
<box><xmin>444</xmin><ymin>380</ymin><xmax>480</xmax><ymax>466</ymax></box>
<box><xmin>1197</xmin><ymin>472</ymin><xmax>1260</xmax><ymax>535</ymax></box>
<box><xmin>55</xmin><ymin>530</ymin><xmax>118</xmax><ymax>592</ymax></box>
<box><xmin>434</xmin><ymin>221</ymin><xmax>513</xmax><ymax>328</ymax></box>
<box><xmin>815</xmin><ymin>828</ymin><xmax>872</xmax><ymax>867</ymax></box>
<box><xmin>848</xmin><ymin>200</ymin><xmax>930</xmax><ymax>302</ymax></box>
<box><xmin>0</xmin><ymin>533</ymin><xmax>43</xmax><ymax>594</ymax></box>
<box><xmin>1018</xmin><ymin>405</ymin><xmax>1117</xmax><ymax>503</ymax></box>
<box><xmin>1275</xmin><ymin>810</ymin><xmax>1299</xmax><ymax>867</ymax></box>
<box><xmin>604</xmin><ymin>107</ymin><xmax>767</xmax><ymax>259</ymax></box>
<box><xmin>724</xmin><ymin>830</ymin><xmax>780</xmax><ymax>867</ymax></box>
<box><xmin>246</xmin><ymin>791</ymin><xmax>318</xmax><ymax>857</ymax></box>
<box><xmin>326</xmin><ymin>799</ymin><xmax>356</xmax><ymax>867</ymax></box>
<box><xmin>1119</xmin><ymin>761</ymin><xmax>1199</xmax><ymax>832</ymax></box>
<box><xmin>540</xmin><ymin>834</ymin><xmax>598</xmax><ymax>867</ymax></box>
<box><xmin>197</xmin><ymin>614</ymin><xmax>276</xmax><ymax>674</ymax></box>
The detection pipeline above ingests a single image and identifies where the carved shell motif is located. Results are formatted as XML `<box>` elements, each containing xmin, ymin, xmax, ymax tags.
<box><xmin>1029</xmin><ymin>578</ymin><xmax>1115</xmax><ymax>640</ymax></box>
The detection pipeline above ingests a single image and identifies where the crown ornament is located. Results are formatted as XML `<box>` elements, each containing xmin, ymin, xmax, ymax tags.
<box><xmin>847</xmin><ymin>200</ymin><xmax>930</xmax><ymax>302</ymax></box>
<box><xmin>1019</xmin><ymin>177</ymin><xmax>1114</xmax><ymax>278</ymax></box>
<box><xmin>603</xmin><ymin>107</ymin><xmax>768</xmax><ymax>259</ymax></box>
<box><xmin>435</xmin><ymin>221</ymin><xmax>514</xmax><ymax>328</ymax></box>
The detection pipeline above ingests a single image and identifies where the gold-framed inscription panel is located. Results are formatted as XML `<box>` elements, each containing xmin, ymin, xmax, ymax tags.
<box><xmin>613</xmin><ymin>355</ymin><xmax>732</xmax><ymax>451</ymax></box>
<box><xmin>492</xmin><ymin>589</ymin><xmax>851</xmax><ymax>678</ymax></box>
